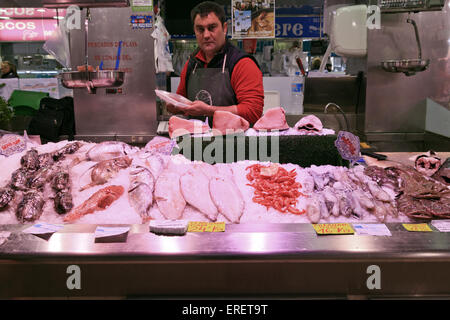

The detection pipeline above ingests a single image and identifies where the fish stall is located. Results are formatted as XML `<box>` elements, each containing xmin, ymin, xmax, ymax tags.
<box><xmin>1</xmin><ymin>1</ymin><xmax>450</xmax><ymax>300</ymax></box>
<box><xmin>1</xmin><ymin>119</ymin><xmax>450</xmax><ymax>298</ymax></box>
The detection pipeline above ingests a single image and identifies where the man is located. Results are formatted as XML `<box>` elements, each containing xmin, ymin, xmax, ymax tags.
<box><xmin>1</xmin><ymin>61</ymin><xmax>18</xmax><ymax>79</ymax></box>
<box><xmin>167</xmin><ymin>1</ymin><xmax>264</xmax><ymax>126</ymax></box>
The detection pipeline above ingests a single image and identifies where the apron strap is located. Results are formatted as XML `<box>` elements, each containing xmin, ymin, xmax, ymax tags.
<box><xmin>222</xmin><ymin>54</ymin><xmax>227</xmax><ymax>73</ymax></box>
<box><xmin>193</xmin><ymin>62</ymin><xmax>198</xmax><ymax>74</ymax></box>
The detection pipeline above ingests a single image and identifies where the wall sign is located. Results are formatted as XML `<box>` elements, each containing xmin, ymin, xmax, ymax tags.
<box><xmin>0</xmin><ymin>8</ymin><xmax>66</xmax><ymax>19</ymax></box>
<box><xmin>130</xmin><ymin>15</ymin><xmax>153</xmax><ymax>29</ymax></box>
<box><xmin>0</xmin><ymin>19</ymin><xmax>58</xmax><ymax>41</ymax></box>
<box><xmin>275</xmin><ymin>16</ymin><xmax>323</xmax><ymax>38</ymax></box>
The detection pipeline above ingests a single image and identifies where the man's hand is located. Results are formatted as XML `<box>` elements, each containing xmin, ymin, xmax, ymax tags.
<box><xmin>166</xmin><ymin>103</ymin><xmax>184</xmax><ymax>115</ymax></box>
<box><xmin>183</xmin><ymin>100</ymin><xmax>214</xmax><ymax>117</ymax></box>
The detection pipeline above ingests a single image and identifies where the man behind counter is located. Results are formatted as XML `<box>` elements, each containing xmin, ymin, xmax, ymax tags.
<box><xmin>166</xmin><ymin>1</ymin><xmax>264</xmax><ymax>125</ymax></box>
<box><xmin>1</xmin><ymin>61</ymin><xmax>18</xmax><ymax>79</ymax></box>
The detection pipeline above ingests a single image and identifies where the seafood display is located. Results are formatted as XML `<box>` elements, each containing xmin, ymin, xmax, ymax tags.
<box><xmin>0</xmin><ymin>138</ymin><xmax>449</xmax><ymax>225</ymax></box>
<box><xmin>365</xmin><ymin>165</ymin><xmax>450</xmax><ymax>220</ymax></box>
<box><xmin>302</xmin><ymin>165</ymin><xmax>397</xmax><ymax>223</ymax></box>
<box><xmin>0</xmin><ymin>141</ymin><xmax>82</xmax><ymax>223</ymax></box>
<box><xmin>246</xmin><ymin>163</ymin><xmax>305</xmax><ymax>215</ymax></box>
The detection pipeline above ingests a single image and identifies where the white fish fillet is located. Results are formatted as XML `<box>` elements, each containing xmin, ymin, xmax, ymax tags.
<box><xmin>154</xmin><ymin>171</ymin><xmax>186</xmax><ymax>220</ymax></box>
<box><xmin>180</xmin><ymin>169</ymin><xmax>218</xmax><ymax>221</ymax></box>
<box><xmin>192</xmin><ymin>162</ymin><xmax>219</xmax><ymax>179</ymax></box>
<box><xmin>209</xmin><ymin>177</ymin><xmax>244</xmax><ymax>223</ymax></box>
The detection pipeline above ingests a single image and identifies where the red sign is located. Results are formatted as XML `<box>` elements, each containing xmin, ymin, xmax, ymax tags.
<box><xmin>0</xmin><ymin>19</ymin><xmax>59</xmax><ymax>41</ymax></box>
<box><xmin>0</xmin><ymin>8</ymin><xmax>66</xmax><ymax>19</ymax></box>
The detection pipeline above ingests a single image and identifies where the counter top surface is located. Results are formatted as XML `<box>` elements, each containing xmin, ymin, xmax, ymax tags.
<box><xmin>1</xmin><ymin>222</ymin><xmax>450</xmax><ymax>260</ymax></box>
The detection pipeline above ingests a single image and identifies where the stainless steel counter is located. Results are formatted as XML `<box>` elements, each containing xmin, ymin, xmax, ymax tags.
<box><xmin>1</xmin><ymin>222</ymin><xmax>450</xmax><ymax>299</ymax></box>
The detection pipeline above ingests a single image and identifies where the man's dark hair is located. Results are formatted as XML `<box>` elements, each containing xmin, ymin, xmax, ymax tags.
<box><xmin>191</xmin><ymin>1</ymin><xmax>226</xmax><ymax>26</ymax></box>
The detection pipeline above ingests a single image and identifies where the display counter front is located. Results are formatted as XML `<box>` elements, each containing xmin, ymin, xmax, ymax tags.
<box><xmin>1</xmin><ymin>221</ymin><xmax>450</xmax><ymax>299</ymax></box>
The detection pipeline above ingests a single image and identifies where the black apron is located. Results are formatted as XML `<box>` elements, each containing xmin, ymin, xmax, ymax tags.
<box><xmin>186</xmin><ymin>54</ymin><xmax>237</xmax><ymax>128</ymax></box>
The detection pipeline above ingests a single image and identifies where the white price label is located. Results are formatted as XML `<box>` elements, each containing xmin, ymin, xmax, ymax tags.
<box><xmin>23</xmin><ymin>223</ymin><xmax>64</xmax><ymax>235</ymax></box>
<box><xmin>94</xmin><ymin>226</ymin><xmax>130</xmax><ymax>238</ymax></box>
<box><xmin>431</xmin><ymin>220</ymin><xmax>450</xmax><ymax>232</ymax></box>
<box><xmin>353</xmin><ymin>224</ymin><xmax>392</xmax><ymax>236</ymax></box>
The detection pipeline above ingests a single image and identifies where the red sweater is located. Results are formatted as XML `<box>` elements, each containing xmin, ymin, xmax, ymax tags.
<box><xmin>176</xmin><ymin>50</ymin><xmax>264</xmax><ymax>124</ymax></box>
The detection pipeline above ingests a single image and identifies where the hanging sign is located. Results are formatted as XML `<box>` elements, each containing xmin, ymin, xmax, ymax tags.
<box><xmin>0</xmin><ymin>8</ymin><xmax>66</xmax><ymax>19</ymax></box>
<box><xmin>232</xmin><ymin>0</ymin><xmax>275</xmax><ymax>39</ymax></box>
<box><xmin>0</xmin><ymin>19</ymin><xmax>58</xmax><ymax>42</ymax></box>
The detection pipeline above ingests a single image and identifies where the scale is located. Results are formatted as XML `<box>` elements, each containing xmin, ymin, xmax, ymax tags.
<box><xmin>58</xmin><ymin>7</ymin><xmax>125</xmax><ymax>93</ymax></box>
<box><xmin>378</xmin><ymin>0</ymin><xmax>445</xmax><ymax>76</ymax></box>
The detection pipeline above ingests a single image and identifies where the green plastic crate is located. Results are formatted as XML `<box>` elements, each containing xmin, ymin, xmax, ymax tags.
<box><xmin>8</xmin><ymin>90</ymin><xmax>49</xmax><ymax>116</ymax></box>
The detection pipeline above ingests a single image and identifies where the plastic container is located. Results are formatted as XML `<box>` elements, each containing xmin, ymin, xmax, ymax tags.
<box><xmin>290</xmin><ymin>71</ymin><xmax>304</xmax><ymax>114</ymax></box>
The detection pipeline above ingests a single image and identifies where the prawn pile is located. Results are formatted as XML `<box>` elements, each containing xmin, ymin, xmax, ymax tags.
<box><xmin>246</xmin><ymin>163</ymin><xmax>306</xmax><ymax>215</ymax></box>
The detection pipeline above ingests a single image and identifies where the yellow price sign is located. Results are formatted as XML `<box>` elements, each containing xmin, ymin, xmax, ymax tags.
<box><xmin>188</xmin><ymin>221</ymin><xmax>226</xmax><ymax>233</ymax></box>
<box><xmin>312</xmin><ymin>223</ymin><xmax>354</xmax><ymax>235</ymax></box>
<box><xmin>402</xmin><ymin>223</ymin><xmax>433</xmax><ymax>232</ymax></box>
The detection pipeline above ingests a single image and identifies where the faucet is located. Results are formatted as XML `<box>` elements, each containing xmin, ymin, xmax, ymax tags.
<box><xmin>324</xmin><ymin>102</ymin><xmax>350</xmax><ymax>132</ymax></box>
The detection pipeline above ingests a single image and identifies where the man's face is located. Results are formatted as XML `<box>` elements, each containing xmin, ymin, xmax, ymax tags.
<box><xmin>1</xmin><ymin>63</ymin><xmax>9</xmax><ymax>74</ymax></box>
<box><xmin>193</xmin><ymin>12</ymin><xmax>227</xmax><ymax>59</ymax></box>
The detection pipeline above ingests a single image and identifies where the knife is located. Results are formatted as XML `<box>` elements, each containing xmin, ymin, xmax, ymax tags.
<box><xmin>361</xmin><ymin>150</ymin><xmax>387</xmax><ymax>161</ymax></box>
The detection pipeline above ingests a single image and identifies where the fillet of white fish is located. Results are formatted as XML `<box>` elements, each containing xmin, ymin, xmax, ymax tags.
<box><xmin>154</xmin><ymin>171</ymin><xmax>186</xmax><ymax>220</ymax></box>
<box><xmin>209</xmin><ymin>177</ymin><xmax>244</xmax><ymax>223</ymax></box>
<box><xmin>180</xmin><ymin>169</ymin><xmax>219</xmax><ymax>221</ymax></box>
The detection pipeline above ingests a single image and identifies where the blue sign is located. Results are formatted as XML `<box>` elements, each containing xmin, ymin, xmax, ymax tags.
<box><xmin>275</xmin><ymin>16</ymin><xmax>323</xmax><ymax>38</ymax></box>
<box><xmin>130</xmin><ymin>15</ymin><xmax>153</xmax><ymax>29</ymax></box>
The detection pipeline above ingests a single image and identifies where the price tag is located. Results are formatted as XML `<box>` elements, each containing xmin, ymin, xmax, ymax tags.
<box><xmin>0</xmin><ymin>134</ymin><xmax>26</xmax><ymax>157</ymax></box>
<box><xmin>431</xmin><ymin>220</ymin><xmax>450</xmax><ymax>232</ymax></box>
<box><xmin>188</xmin><ymin>221</ymin><xmax>225</xmax><ymax>233</ymax></box>
<box><xmin>94</xmin><ymin>226</ymin><xmax>130</xmax><ymax>238</ymax></box>
<box><xmin>312</xmin><ymin>223</ymin><xmax>354</xmax><ymax>235</ymax></box>
<box><xmin>23</xmin><ymin>223</ymin><xmax>64</xmax><ymax>235</ymax></box>
<box><xmin>402</xmin><ymin>223</ymin><xmax>433</xmax><ymax>232</ymax></box>
<box><xmin>353</xmin><ymin>224</ymin><xmax>392</xmax><ymax>236</ymax></box>
<box><xmin>0</xmin><ymin>231</ymin><xmax>11</xmax><ymax>246</ymax></box>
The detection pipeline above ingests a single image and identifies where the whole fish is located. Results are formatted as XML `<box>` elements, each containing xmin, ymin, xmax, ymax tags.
<box><xmin>128</xmin><ymin>165</ymin><xmax>155</xmax><ymax>222</ymax></box>
<box><xmin>209</xmin><ymin>176</ymin><xmax>244</xmax><ymax>223</ymax></box>
<box><xmin>11</xmin><ymin>169</ymin><xmax>30</xmax><ymax>191</ymax></box>
<box><xmin>89</xmin><ymin>141</ymin><xmax>138</xmax><ymax>161</ymax></box>
<box><xmin>52</xmin><ymin>170</ymin><xmax>71</xmax><ymax>192</ymax></box>
<box><xmin>54</xmin><ymin>190</ymin><xmax>73</xmax><ymax>214</ymax></box>
<box><xmin>29</xmin><ymin>166</ymin><xmax>56</xmax><ymax>189</ymax></box>
<box><xmin>16</xmin><ymin>191</ymin><xmax>44</xmax><ymax>223</ymax></box>
<box><xmin>52</xmin><ymin>142</ymin><xmax>83</xmax><ymax>161</ymax></box>
<box><xmin>0</xmin><ymin>187</ymin><xmax>15</xmax><ymax>210</ymax></box>
<box><xmin>306</xmin><ymin>196</ymin><xmax>321</xmax><ymax>223</ymax></box>
<box><xmin>80</xmin><ymin>156</ymin><xmax>132</xmax><ymax>191</ymax></box>
<box><xmin>154</xmin><ymin>170</ymin><xmax>186</xmax><ymax>220</ymax></box>
<box><xmin>64</xmin><ymin>185</ymin><xmax>124</xmax><ymax>222</ymax></box>
<box><xmin>38</xmin><ymin>153</ymin><xmax>55</xmax><ymax>168</ymax></box>
<box><xmin>21</xmin><ymin>149</ymin><xmax>40</xmax><ymax>171</ymax></box>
